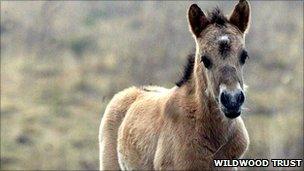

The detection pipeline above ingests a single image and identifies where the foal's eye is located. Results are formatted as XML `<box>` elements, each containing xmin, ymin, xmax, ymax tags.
<box><xmin>239</xmin><ymin>50</ymin><xmax>248</xmax><ymax>65</ymax></box>
<box><xmin>201</xmin><ymin>55</ymin><xmax>212</xmax><ymax>69</ymax></box>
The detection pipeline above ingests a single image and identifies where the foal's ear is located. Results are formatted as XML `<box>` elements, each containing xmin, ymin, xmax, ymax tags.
<box><xmin>229</xmin><ymin>0</ymin><xmax>251</xmax><ymax>33</ymax></box>
<box><xmin>188</xmin><ymin>4</ymin><xmax>209</xmax><ymax>37</ymax></box>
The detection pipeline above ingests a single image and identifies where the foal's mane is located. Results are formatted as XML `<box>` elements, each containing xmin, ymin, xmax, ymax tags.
<box><xmin>176</xmin><ymin>53</ymin><xmax>195</xmax><ymax>87</ymax></box>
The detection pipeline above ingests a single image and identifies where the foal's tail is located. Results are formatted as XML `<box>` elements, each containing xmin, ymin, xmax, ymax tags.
<box><xmin>99</xmin><ymin>86</ymin><xmax>142</xmax><ymax>170</ymax></box>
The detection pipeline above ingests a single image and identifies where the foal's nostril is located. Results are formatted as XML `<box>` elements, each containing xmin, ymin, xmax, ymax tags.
<box><xmin>220</xmin><ymin>91</ymin><xmax>244</xmax><ymax>110</ymax></box>
<box><xmin>220</xmin><ymin>92</ymin><xmax>231</xmax><ymax>108</ymax></box>
<box><xmin>236</xmin><ymin>91</ymin><xmax>245</xmax><ymax>105</ymax></box>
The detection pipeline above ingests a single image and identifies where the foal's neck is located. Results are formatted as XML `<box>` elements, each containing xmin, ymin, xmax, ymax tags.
<box><xmin>173</xmin><ymin>52</ymin><xmax>235</xmax><ymax>149</ymax></box>
<box><xmin>179</xmin><ymin>52</ymin><xmax>226</xmax><ymax>123</ymax></box>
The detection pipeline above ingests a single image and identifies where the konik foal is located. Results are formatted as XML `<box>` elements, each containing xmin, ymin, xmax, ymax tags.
<box><xmin>99</xmin><ymin>0</ymin><xmax>251</xmax><ymax>170</ymax></box>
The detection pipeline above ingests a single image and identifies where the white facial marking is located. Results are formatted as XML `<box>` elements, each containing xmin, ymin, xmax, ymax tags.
<box><xmin>218</xmin><ymin>35</ymin><xmax>229</xmax><ymax>42</ymax></box>
<box><xmin>219</xmin><ymin>83</ymin><xmax>244</xmax><ymax>105</ymax></box>
<box><xmin>236</xmin><ymin>82</ymin><xmax>242</xmax><ymax>92</ymax></box>
<box><xmin>243</xmin><ymin>84</ymin><xmax>248</xmax><ymax>92</ymax></box>
<box><xmin>219</xmin><ymin>84</ymin><xmax>228</xmax><ymax>95</ymax></box>
<box><xmin>219</xmin><ymin>83</ymin><xmax>243</xmax><ymax>96</ymax></box>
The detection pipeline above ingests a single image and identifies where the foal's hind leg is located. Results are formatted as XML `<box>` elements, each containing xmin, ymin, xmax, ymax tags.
<box><xmin>99</xmin><ymin>87</ymin><xmax>141</xmax><ymax>170</ymax></box>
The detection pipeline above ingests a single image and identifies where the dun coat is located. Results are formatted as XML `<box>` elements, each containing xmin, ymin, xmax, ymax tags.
<box><xmin>99</xmin><ymin>0</ymin><xmax>251</xmax><ymax>170</ymax></box>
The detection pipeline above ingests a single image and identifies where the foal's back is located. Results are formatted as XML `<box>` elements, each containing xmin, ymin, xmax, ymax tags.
<box><xmin>99</xmin><ymin>86</ymin><xmax>170</xmax><ymax>170</ymax></box>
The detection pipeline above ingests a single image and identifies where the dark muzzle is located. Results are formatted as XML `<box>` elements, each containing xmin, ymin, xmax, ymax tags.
<box><xmin>220</xmin><ymin>90</ymin><xmax>245</xmax><ymax>119</ymax></box>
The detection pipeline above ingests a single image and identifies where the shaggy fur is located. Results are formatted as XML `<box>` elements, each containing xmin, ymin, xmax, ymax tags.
<box><xmin>208</xmin><ymin>7</ymin><xmax>228</xmax><ymax>26</ymax></box>
<box><xmin>219</xmin><ymin>39</ymin><xmax>231</xmax><ymax>57</ymax></box>
<box><xmin>99</xmin><ymin>0</ymin><xmax>251</xmax><ymax>170</ymax></box>
<box><xmin>176</xmin><ymin>53</ymin><xmax>195</xmax><ymax>87</ymax></box>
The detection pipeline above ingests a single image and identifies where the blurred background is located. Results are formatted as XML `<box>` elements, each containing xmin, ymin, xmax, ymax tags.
<box><xmin>1</xmin><ymin>1</ymin><xmax>303</xmax><ymax>170</ymax></box>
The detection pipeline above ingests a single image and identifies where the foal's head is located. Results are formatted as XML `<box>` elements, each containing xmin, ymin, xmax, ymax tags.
<box><xmin>188</xmin><ymin>0</ymin><xmax>250</xmax><ymax>119</ymax></box>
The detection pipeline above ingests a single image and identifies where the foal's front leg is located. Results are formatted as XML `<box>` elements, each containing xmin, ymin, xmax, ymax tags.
<box><xmin>214</xmin><ymin>130</ymin><xmax>249</xmax><ymax>159</ymax></box>
<box><xmin>211</xmin><ymin>122</ymin><xmax>249</xmax><ymax>170</ymax></box>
